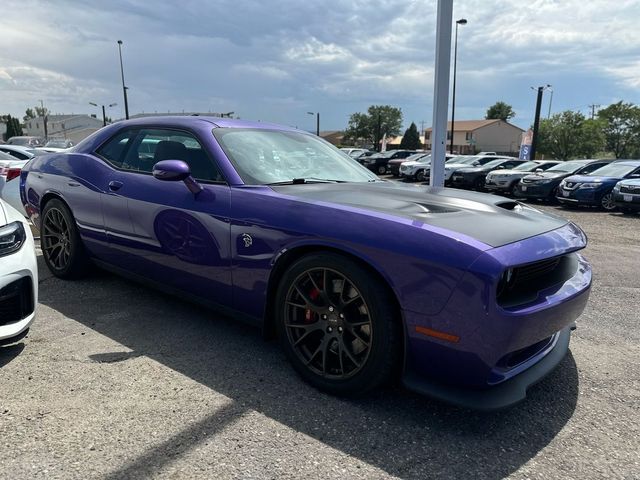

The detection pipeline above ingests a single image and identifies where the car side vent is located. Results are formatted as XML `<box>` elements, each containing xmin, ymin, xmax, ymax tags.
<box><xmin>495</xmin><ymin>201</ymin><xmax>519</xmax><ymax>210</ymax></box>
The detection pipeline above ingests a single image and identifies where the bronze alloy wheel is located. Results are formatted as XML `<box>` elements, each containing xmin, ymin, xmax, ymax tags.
<box><xmin>42</xmin><ymin>207</ymin><xmax>72</xmax><ymax>272</ymax></box>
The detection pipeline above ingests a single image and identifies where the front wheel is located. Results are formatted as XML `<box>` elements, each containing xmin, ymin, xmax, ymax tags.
<box><xmin>275</xmin><ymin>253</ymin><xmax>401</xmax><ymax>396</ymax></box>
<box><xmin>600</xmin><ymin>192</ymin><xmax>616</xmax><ymax>211</ymax></box>
<box><xmin>415</xmin><ymin>170</ymin><xmax>426</xmax><ymax>182</ymax></box>
<box><xmin>376</xmin><ymin>165</ymin><xmax>387</xmax><ymax>175</ymax></box>
<box><xmin>41</xmin><ymin>199</ymin><xmax>91</xmax><ymax>279</ymax></box>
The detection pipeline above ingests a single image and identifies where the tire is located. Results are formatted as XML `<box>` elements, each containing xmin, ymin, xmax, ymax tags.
<box><xmin>600</xmin><ymin>192</ymin><xmax>616</xmax><ymax>211</ymax></box>
<box><xmin>41</xmin><ymin>199</ymin><xmax>91</xmax><ymax>279</ymax></box>
<box><xmin>415</xmin><ymin>170</ymin><xmax>426</xmax><ymax>182</ymax></box>
<box><xmin>376</xmin><ymin>165</ymin><xmax>387</xmax><ymax>175</ymax></box>
<box><xmin>275</xmin><ymin>253</ymin><xmax>401</xmax><ymax>396</ymax></box>
<box><xmin>474</xmin><ymin>177</ymin><xmax>485</xmax><ymax>191</ymax></box>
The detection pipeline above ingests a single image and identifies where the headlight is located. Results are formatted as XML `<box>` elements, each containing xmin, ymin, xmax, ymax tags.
<box><xmin>0</xmin><ymin>221</ymin><xmax>26</xmax><ymax>257</ymax></box>
<box><xmin>613</xmin><ymin>183</ymin><xmax>622</xmax><ymax>192</ymax></box>
<box><xmin>579</xmin><ymin>182</ymin><xmax>602</xmax><ymax>189</ymax></box>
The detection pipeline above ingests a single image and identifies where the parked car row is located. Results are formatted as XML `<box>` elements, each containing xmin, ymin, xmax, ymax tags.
<box><xmin>381</xmin><ymin>151</ymin><xmax>640</xmax><ymax>213</ymax></box>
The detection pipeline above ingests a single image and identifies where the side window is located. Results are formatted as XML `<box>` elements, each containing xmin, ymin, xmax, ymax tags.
<box><xmin>578</xmin><ymin>163</ymin><xmax>603</xmax><ymax>175</ymax></box>
<box><xmin>124</xmin><ymin>129</ymin><xmax>222</xmax><ymax>182</ymax></box>
<box><xmin>96</xmin><ymin>129</ymin><xmax>138</xmax><ymax>168</ymax></box>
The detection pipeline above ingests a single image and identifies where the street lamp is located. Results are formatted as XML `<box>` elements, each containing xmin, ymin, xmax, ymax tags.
<box><xmin>450</xmin><ymin>18</ymin><xmax>467</xmax><ymax>154</ymax></box>
<box><xmin>546</xmin><ymin>86</ymin><xmax>554</xmax><ymax>118</ymax></box>
<box><xmin>117</xmin><ymin>40</ymin><xmax>130</xmax><ymax>120</ymax></box>
<box><xmin>220</xmin><ymin>111</ymin><xmax>235</xmax><ymax>118</ymax></box>
<box><xmin>89</xmin><ymin>102</ymin><xmax>118</xmax><ymax>126</ymax></box>
<box><xmin>307</xmin><ymin>111</ymin><xmax>320</xmax><ymax>136</ymax></box>
<box><xmin>529</xmin><ymin>84</ymin><xmax>551</xmax><ymax>160</ymax></box>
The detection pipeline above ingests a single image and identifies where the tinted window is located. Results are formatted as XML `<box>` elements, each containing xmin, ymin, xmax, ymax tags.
<box><xmin>0</xmin><ymin>148</ymin><xmax>29</xmax><ymax>160</ymax></box>
<box><xmin>96</xmin><ymin>129</ymin><xmax>137</xmax><ymax>168</ymax></box>
<box><xmin>98</xmin><ymin>128</ymin><xmax>223</xmax><ymax>182</ymax></box>
<box><xmin>576</xmin><ymin>162</ymin><xmax>608</xmax><ymax>175</ymax></box>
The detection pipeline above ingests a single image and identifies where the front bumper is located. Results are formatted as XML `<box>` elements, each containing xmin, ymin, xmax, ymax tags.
<box><xmin>613</xmin><ymin>191</ymin><xmax>640</xmax><ymax>211</ymax></box>
<box><xmin>403</xmin><ymin>325</ymin><xmax>573</xmax><ymax>410</ymax></box>
<box><xmin>556</xmin><ymin>186</ymin><xmax>607</xmax><ymax>206</ymax></box>
<box><xmin>401</xmin><ymin>222</ymin><xmax>591</xmax><ymax>409</ymax></box>
<box><xmin>0</xmin><ymin>221</ymin><xmax>37</xmax><ymax>343</ymax></box>
<box><xmin>485</xmin><ymin>178</ymin><xmax>515</xmax><ymax>193</ymax></box>
<box><xmin>513</xmin><ymin>182</ymin><xmax>556</xmax><ymax>198</ymax></box>
<box><xmin>451</xmin><ymin>174</ymin><xmax>480</xmax><ymax>189</ymax></box>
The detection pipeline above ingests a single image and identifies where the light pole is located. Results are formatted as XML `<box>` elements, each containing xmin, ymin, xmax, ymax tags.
<box><xmin>117</xmin><ymin>40</ymin><xmax>129</xmax><ymax>120</ymax></box>
<box><xmin>89</xmin><ymin>102</ymin><xmax>118</xmax><ymax>126</ymax></box>
<box><xmin>546</xmin><ymin>86</ymin><xmax>554</xmax><ymax>118</ymax></box>
<box><xmin>450</xmin><ymin>18</ymin><xmax>467</xmax><ymax>154</ymax></box>
<box><xmin>220</xmin><ymin>111</ymin><xmax>235</xmax><ymax>118</ymax></box>
<box><xmin>307</xmin><ymin>111</ymin><xmax>319</xmax><ymax>136</ymax></box>
<box><xmin>530</xmin><ymin>84</ymin><xmax>550</xmax><ymax>161</ymax></box>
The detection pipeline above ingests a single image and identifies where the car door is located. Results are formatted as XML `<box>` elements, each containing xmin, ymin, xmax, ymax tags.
<box><xmin>96</xmin><ymin>127</ymin><xmax>232</xmax><ymax>306</ymax></box>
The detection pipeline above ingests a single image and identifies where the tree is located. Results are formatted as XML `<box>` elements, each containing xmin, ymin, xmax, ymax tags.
<box><xmin>399</xmin><ymin>122</ymin><xmax>422</xmax><ymax>149</ymax></box>
<box><xmin>24</xmin><ymin>108</ymin><xmax>36</xmax><ymax>122</ymax></box>
<box><xmin>486</xmin><ymin>101</ymin><xmax>515</xmax><ymax>121</ymax></box>
<box><xmin>536</xmin><ymin>110</ymin><xmax>604</xmax><ymax>160</ymax></box>
<box><xmin>5</xmin><ymin>115</ymin><xmax>23</xmax><ymax>139</ymax></box>
<box><xmin>597</xmin><ymin>101</ymin><xmax>640</xmax><ymax>158</ymax></box>
<box><xmin>344</xmin><ymin>105</ymin><xmax>403</xmax><ymax>150</ymax></box>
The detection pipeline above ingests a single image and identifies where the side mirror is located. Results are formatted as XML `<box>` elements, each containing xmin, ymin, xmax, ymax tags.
<box><xmin>153</xmin><ymin>160</ymin><xmax>203</xmax><ymax>195</ymax></box>
<box><xmin>535</xmin><ymin>168</ymin><xmax>543</xmax><ymax>172</ymax></box>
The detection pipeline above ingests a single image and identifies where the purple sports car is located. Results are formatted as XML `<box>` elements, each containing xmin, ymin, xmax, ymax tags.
<box><xmin>21</xmin><ymin>117</ymin><xmax>591</xmax><ymax>409</ymax></box>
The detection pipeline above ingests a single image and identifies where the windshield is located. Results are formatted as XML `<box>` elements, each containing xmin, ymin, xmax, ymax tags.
<box><xmin>546</xmin><ymin>161</ymin><xmax>587</xmax><ymax>173</ymax></box>
<box><xmin>481</xmin><ymin>159</ymin><xmax>508</xmax><ymax>168</ymax></box>
<box><xmin>406</xmin><ymin>153</ymin><xmax>429</xmax><ymax>163</ymax></box>
<box><xmin>513</xmin><ymin>161</ymin><xmax>539</xmax><ymax>171</ymax></box>
<box><xmin>213</xmin><ymin>128</ymin><xmax>379</xmax><ymax>184</ymax></box>
<box><xmin>588</xmin><ymin>163</ymin><xmax>638</xmax><ymax>177</ymax></box>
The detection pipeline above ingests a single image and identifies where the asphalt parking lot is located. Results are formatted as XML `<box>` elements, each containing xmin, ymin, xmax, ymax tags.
<box><xmin>1</xmin><ymin>200</ymin><xmax>639</xmax><ymax>479</ymax></box>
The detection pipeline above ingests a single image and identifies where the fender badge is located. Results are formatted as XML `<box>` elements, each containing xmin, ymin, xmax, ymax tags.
<box><xmin>241</xmin><ymin>233</ymin><xmax>253</xmax><ymax>248</ymax></box>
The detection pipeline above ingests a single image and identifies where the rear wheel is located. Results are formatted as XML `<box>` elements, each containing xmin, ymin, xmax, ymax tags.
<box><xmin>41</xmin><ymin>199</ymin><xmax>91</xmax><ymax>279</ymax></box>
<box><xmin>600</xmin><ymin>192</ymin><xmax>616</xmax><ymax>211</ymax></box>
<box><xmin>275</xmin><ymin>253</ymin><xmax>401</xmax><ymax>396</ymax></box>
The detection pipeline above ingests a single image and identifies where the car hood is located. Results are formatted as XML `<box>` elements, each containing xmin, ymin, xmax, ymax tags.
<box><xmin>444</xmin><ymin>163</ymin><xmax>474</xmax><ymax>170</ymax></box>
<box><xmin>487</xmin><ymin>169</ymin><xmax>528</xmax><ymax>177</ymax></box>
<box><xmin>618</xmin><ymin>178</ymin><xmax>640</xmax><ymax>187</ymax></box>
<box><xmin>271</xmin><ymin>182</ymin><xmax>569</xmax><ymax>248</ymax></box>
<box><xmin>522</xmin><ymin>171</ymin><xmax>568</xmax><ymax>181</ymax></box>
<box><xmin>455</xmin><ymin>167</ymin><xmax>489</xmax><ymax>174</ymax></box>
<box><xmin>402</xmin><ymin>160</ymin><xmax>430</xmax><ymax>167</ymax></box>
<box><xmin>564</xmin><ymin>174</ymin><xmax>624</xmax><ymax>184</ymax></box>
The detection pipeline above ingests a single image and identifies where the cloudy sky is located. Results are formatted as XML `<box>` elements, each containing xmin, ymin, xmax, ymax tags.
<box><xmin>2</xmin><ymin>0</ymin><xmax>639</xmax><ymax>132</ymax></box>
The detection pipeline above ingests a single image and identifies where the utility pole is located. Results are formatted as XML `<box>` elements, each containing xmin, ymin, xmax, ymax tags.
<box><xmin>588</xmin><ymin>104</ymin><xmax>601</xmax><ymax>120</ymax></box>
<box><xmin>530</xmin><ymin>87</ymin><xmax>545</xmax><ymax>161</ymax></box>
<box><xmin>117</xmin><ymin>40</ymin><xmax>130</xmax><ymax>120</ymax></box>
<box><xmin>39</xmin><ymin>99</ymin><xmax>48</xmax><ymax>140</ymax></box>
<box><xmin>376</xmin><ymin>114</ymin><xmax>382</xmax><ymax>152</ymax></box>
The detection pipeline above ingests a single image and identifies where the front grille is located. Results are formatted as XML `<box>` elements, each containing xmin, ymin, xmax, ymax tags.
<box><xmin>497</xmin><ymin>254</ymin><xmax>577</xmax><ymax>308</ymax></box>
<box><xmin>0</xmin><ymin>278</ymin><xmax>34</xmax><ymax>326</ymax></box>
<box><xmin>620</xmin><ymin>185</ymin><xmax>640</xmax><ymax>194</ymax></box>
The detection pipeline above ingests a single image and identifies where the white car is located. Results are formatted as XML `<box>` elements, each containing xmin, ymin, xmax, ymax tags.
<box><xmin>399</xmin><ymin>153</ymin><xmax>458</xmax><ymax>181</ymax></box>
<box><xmin>0</xmin><ymin>144</ymin><xmax>45</xmax><ymax>161</ymax></box>
<box><xmin>0</xmin><ymin>198</ymin><xmax>37</xmax><ymax>345</ymax></box>
<box><xmin>0</xmin><ymin>151</ymin><xmax>29</xmax><ymax>216</ymax></box>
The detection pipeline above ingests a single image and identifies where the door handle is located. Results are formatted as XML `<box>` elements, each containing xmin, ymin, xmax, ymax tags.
<box><xmin>108</xmin><ymin>180</ymin><xmax>123</xmax><ymax>192</ymax></box>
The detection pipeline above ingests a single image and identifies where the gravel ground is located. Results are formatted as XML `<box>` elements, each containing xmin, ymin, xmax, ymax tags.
<box><xmin>0</xmin><ymin>201</ymin><xmax>638</xmax><ymax>480</ymax></box>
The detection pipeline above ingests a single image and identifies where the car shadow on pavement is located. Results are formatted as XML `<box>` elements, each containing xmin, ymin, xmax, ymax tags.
<box><xmin>0</xmin><ymin>343</ymin><xmax>26</xmax><ymax>368</ymax></box>
<box><xmin>38</xmin><ymin>261</ymin><xmax>579</xmax><ymax>480</ymax></box>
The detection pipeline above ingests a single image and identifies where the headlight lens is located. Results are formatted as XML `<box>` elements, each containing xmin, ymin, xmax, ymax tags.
<box><xmin>613</xmin><ymin>183</ymin><xmax>622</xmax><ymax>192</ymax></box>
<box><xmin>0</xmin><ymin>221</ymin><xmax>26</xmax><ymax>257</ymax></box>
<box><xmin>579</xmin><ymin>182</ymin><xmax>602</xmax><ymax>189</ymax></box>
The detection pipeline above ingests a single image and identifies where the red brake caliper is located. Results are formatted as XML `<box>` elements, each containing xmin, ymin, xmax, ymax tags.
<box><xmin>305</xmin><ymin>288</ymin><xmax>320</xmax><ymax>323</ymax></box>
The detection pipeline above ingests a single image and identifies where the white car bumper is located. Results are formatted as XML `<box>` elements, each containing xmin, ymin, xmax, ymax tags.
<box><xmin>0</xmin><ymin>203</ymin><xmax>37</xmax><ymax>343</ymax></box>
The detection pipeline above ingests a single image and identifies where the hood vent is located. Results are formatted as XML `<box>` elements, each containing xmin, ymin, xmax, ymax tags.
<box><xmin>495</xmin><ymin>201</ymin><xmax>520</xmax><ymax>211</ymax></box>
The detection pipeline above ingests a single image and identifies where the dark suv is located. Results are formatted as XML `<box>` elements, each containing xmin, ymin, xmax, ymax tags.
<box><xmin>514</xmin><ymin>159</ymin><xmax>611</xmax><ymax>201</ymax></box>
<box><xmin>556</xmin><ymin>160</ymin><xmax>640</xmax><ymax>211</ymax></box>
<box><xmin>362</xmin><ymin>150</ymin><xmax>415</xmax><ymax>175</ymax></box>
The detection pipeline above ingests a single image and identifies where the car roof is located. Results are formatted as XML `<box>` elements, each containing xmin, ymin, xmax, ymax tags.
<box><xmin>112</xmin><ymin>115</ymin><xmax>298</xmax><ymax>132</ymax></box>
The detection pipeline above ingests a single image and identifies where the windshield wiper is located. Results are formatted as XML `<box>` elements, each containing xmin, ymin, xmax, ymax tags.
<box><xmin>267</xmin><ymin>177</ymin><xmax>345</xmax><ymax>185</ymax></box>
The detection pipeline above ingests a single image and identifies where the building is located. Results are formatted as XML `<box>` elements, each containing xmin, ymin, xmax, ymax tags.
<box><xmin>319</xmin><ymin>131</ymin><xmax>344</xmax><ymax>146</ymax></box>
<box><xmin>24</xmin><ymin>114</ymin><xmax>104</xmax><ymax>144</ymax></box>
<box><xmin>423</xmin><ymin>119</ymin><xmax>524</xmax><ymax>155</ymax></box>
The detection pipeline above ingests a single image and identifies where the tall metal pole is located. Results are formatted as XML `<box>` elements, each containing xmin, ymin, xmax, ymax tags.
<box><xmin>530</xmin><ymin>87</ymin><xmax>544</xmax><ymax>161</ymax></box>
<box><xmin>117</xmin><ymin>40</ymin><xmax>130</xmax><ymax>120</ymax></box>
<box><xmin>101</xmin><ymin>105</ymin><xmax>107</xmax><ymax>126</ymax></box>
<box><xmin>547</xmin><ymin>88</ymin><xmax>553</xmax><ymax>118</ymax></box>
<box><xmin>316</xmin><ymin>112</ymin><xmax>320</xmax><ymax>137</ymax></box>
<box><xmin>429</xmin><ymin>0</ymin><xmax>453</xmax><ymax>187</ymax></box>
<box><xmin>450</xmin><ymin>19</ymin><xmax>467</xmax><ymax>154</ymax></box>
